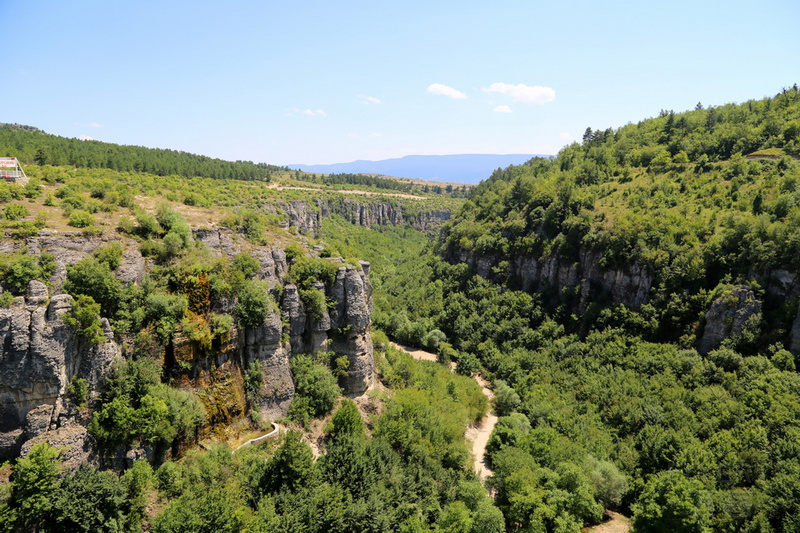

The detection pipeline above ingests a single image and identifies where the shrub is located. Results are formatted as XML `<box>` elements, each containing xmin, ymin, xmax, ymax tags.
<box><xmin>284</xmin><ymin>242</ymin><xmax>305</xmax><ymax>263</ymax></box>
<box><xmin>493</xmin><ymin>379</ymin><xmax>521</xmax><ymax>416</ymax></box>
<box><xmin>64</xmin><ymin>256</ymin><xmax>124</xmax><ymax>318</ymax></box>
<box><xmin>144</xmin><ymin>291</ymin><xmax>188</xmax><ymax>344</ymax></box>
<box><xmin>67</xmin><ymin>377</ymin><xmax>89</xmax><ymax>409</ymax></box>
<box><xmin>93</xmin><ymin>241</ymin><xmax>124</xmax><ymax>270</ymax></box>
<box><xmin>232</xmin><ymin>252</ymin><xmax>260</xmax><ymax>280</ymax></box>
<box><xmin>455</xmin><ymin>351</ymin><xmax>481</xmax><ymax>376</ymax></box>
<box><xmin>244</xmin><ymin>361</ymin><xmax>264</xmax><ymax>403</ymax></box>
<box><xmin>0</xmin><ymin>253</ymin><xmax>56</xmax><ymax>295</ymax></box>
<box><xmin>421</xmin><ymin>329</ymin><xmax>447</xmax><ymax>351</ymax></box>
<box><xmin>299</xmin><ymin>288</ymin><xmax>327</xmax><ymax>322</ymax></box>
<box><xmin>67</xmin><ymin>210</ymin><xmax>96</xmax><ymax>228</ymax></box>
<box><xmin>63</xmin><ymin>295</ymin><xmax>106</xmax><ymax>344</ymax></box>
<box><xmin>4</xmin><ymin>202</ymin><xmax>29</xmax><ymax>220</ymax></box>
<box><xmin>289</xmin><ymin>354</ymin><xmax>341</xmax><ymax>421</ymax></box>
<box><xmin>134</xmin><ymin>209</ymin><xmax>161</xmax><ymax>237</ymax></box>
<box><xmin>234</xmin><ymin>279</ymin><xmax>274</xmax><ymax>329</ymax></box>
<box><xmin>89</xmin><ymin>359</ymin><xmax>205</xmax><ymax>448</ymax></box>
<box><xmin>0</xmin><ymin>291</ymin><xmax>14</xmax><ymax>307</ymax></box>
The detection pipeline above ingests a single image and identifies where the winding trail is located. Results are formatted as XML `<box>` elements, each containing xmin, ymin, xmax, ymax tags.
<box><xmin>231</xmin><ymin>423</ymin><xmax>282</xmax><ymax>454</ymax></box>
<box><xmin>391</xmin><ymin>342</ymin><xmax>497</xmax><ymax>480</ymax></box>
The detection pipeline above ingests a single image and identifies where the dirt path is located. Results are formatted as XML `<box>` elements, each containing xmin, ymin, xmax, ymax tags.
<box><xmin>391</xmin><ymin>342</ymin><xmax>497</xmax><ymax>480</ymax></box>
<box><xmin>467</xmin><ymin>374</ymin><xmax>498</xmax><ymax>480</ymax></box>
<box><xmin>231</xmin><ymin>423</ymin><xmax>281</xmax><ymax>454</ymax></box>
<box><xmin>390</xmin><ymin>342</ymin><xmax>438</xmax><ymax>361</ymax></box>
<box><xmin>582</xmin><ymin>511</ymin><xmax>632</xmax><ymax>533</ymax></box>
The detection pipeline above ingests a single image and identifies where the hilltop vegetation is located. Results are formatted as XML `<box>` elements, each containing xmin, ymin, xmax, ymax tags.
<box><xmin>442</xmin><ymin>86</ymin><xmax>800</xmax><ymax>345</ymax></box>
<box><xmin>0</xmin><ymin>123</ymin><xmax>285</xmax><ymax>181</ymax></box>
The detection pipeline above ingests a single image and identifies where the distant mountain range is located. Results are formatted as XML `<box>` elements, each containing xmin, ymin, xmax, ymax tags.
<box><xmin>290</xmin><ymin>154</ymin><xmax>550</xmax><ymax>184</ymax></box>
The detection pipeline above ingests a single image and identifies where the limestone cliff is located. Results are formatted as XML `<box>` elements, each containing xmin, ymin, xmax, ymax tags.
<box><xmin>698</xmin><ymin>287</ymin><xmax>763</xmax><ymax>355</ymax></box>
<box><xmin>0</xmin><ymin>229</ymin><xmax>376</xmax><ymax>461</ymax></box>
<box><xmin>0</xmin><ymin>281</ymin><xmax>118</xmax><ymax>459</ymax></box>
<box><xmin>264</xmin><ymin>198</ymin><xmax>450</xmax><ymax>236</ymax></box>
<box><xmin>454</xmin><ymin>247</ymin><xmax>653</xmax><ymax>312</ymax></box>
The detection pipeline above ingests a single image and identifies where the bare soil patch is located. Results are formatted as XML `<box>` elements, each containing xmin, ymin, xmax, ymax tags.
<box><xmin>582</xmin><ymin>511</ymin><xmax>632</xmax><ymax>533</ymax></box>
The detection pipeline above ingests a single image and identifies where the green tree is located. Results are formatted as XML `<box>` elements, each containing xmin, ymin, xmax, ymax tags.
<box><xmin>51</xmin><ymin>464</ymin><xmax>125</xmax><ymax>532</ymax></box>
<box><xmin>5</xmin><ymin>442</ymin><xmax>61</xmax><ymax>530</ymax></box>
<box><xmin>261</xmin><ymin>430</ymin><xmax>316</xmax><ymax>494</ymax></box>
<box><xmin>233</xmin><ymin>279</ymin><xmax>273</xmax><ymax>328</ymax></box>
<box><xmin>632</xmin><ymin>470</ymin><xmax>711</xmax><ymax>533</ymax></box>
<box><xmin>327</xmin><ymin>398</ymin><xmax>365</xmax><ymax>443</ymax></box>
<box><xmin>63</xmin><ymin>294</ymin><xmax>106</xmax><ymax>344</ymax></box>
<box><xmin>64</xmin><ymin>255</ymin><xmax>124</xmax><ymax>318</ymax></box>
<box><xmin>289</xmin><ymin>354</ymin><xmax>342</xmax><ymax>421</ymax></box>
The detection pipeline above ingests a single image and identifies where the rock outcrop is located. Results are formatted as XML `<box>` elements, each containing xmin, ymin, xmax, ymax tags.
<box><xmin>0</xmin><ymin>282</ymin><xmax>119</xmax><ymax>459</ymax></box>
<box><xmin>698</xmin><ymin>287</ymin><xmax>763</xmax><ymax>355</ymax></box>
<box><xmin>328</xmin><ymin>263</ymin><xmax>374</xmax><ymax>395</ymax></box>
<box><xmin>265</xmin><ymin>198</ymin><xmax>451</xmax><ymax>236</ymax></box>
<box><xmin>1</xmin><ymin>224</ymin><xmax>378</xmax><ymax>462</ymax></box>
<box><xmin>455</xmin><ymin>248</ymin><xmax>653</xmax><ymax>311</ymax></box>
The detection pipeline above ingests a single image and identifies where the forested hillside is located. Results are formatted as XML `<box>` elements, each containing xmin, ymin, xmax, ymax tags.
<box><xmin>368</xmin><ymin>88</ymin><xmax>800</xmax><ymax>532</ymax></box>
<box><xmin>441</xmin><ymin>86</ymin><xmax>800</xmax><ymax>348</ymax></box>
<box><xmin>0</xmin><ymin>123</ymin><xmax>286</xmax><ymax>181</ymax></box>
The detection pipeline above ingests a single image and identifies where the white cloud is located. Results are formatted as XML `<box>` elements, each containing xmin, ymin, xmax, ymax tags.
<box><xmin>483</xmin><ymin>83</ymin><xmax>555</xmax><ymax>105</ymax></box>
<box><xmin>559</xmin><ymin>132</ymin><xmax>575</xmax><ymax>141</ymax></box>
<box><xmin>358</xmin><ymin>95</ymin><xmax>381</xmax><ymax>105</ymax></box>
<box><xmin>347</xmin><ymin>132</ymin><xmax>382</xmax><ymax>140</ymax></box>
<box><xmin>427</xmin><ymin>83</ymin><xmax>467</xmax><ymax>99</ymax></box>
<box><xmin>285</xmin><ymin>108</ymin><xmax>326</xmax><ymax>118</ymax></box>
<box><xmin>76</xmin><ymin>122</ymin><xmax>103</xmax><ymax>128</ymax></box>
<box><xmin>493</xmin><ymin>105</ymin><xmax>512</xmax><ymax>113</ymax></box>
<box><xmin>78</xmin><ymin>135</ymin><xmax>94</xmax><ymax>141</ymax></box>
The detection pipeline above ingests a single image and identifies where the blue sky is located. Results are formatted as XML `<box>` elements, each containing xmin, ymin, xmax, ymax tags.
<box><xmin>2</xmin><ymin>0</ymin><xmax>798</xmax><ymax>165</ymax></box>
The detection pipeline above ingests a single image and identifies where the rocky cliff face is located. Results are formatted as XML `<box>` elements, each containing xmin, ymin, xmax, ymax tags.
<box><xmin>0</xmin><ymin>281</ymin><xmax>119</xmax><ymax>459</ymax></box>
<box><xmin>698</xmin><ymin>287</ymin><xmax>763</xmax><ymax>355</ymax></box>
<box><xmin>455</xmin><ymin>247</ymin><xmax>653</xmax><ymax>312</ymax></box>
<box><xmin>0</xmin><ymin>228</ymin><xmax>376</xmax><ymax>460</ymax></box>
<box><xmin>266</xmin><ymin>199</ymin><xmax>450</xmax><ymax>236</ymax></box>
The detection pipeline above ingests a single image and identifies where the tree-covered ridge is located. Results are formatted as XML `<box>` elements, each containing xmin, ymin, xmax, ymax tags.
<box><xmin>0</xmin><ymin>123</ymin><xmax>286</xmax><ymax>181</ymax></box>
<box><xmin>304</xmin><ymin>172</ymin><xmax>471</xmax><ymax>197</ymax></box>
<box><xmin>440</xmin><ymin>87</ymin><xmax>800</xmax><ymax>342</ymax></box>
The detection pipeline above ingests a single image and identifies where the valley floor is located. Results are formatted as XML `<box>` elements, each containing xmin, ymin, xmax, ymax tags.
<box><xmin>391</xmin><ymin>342</ymin><xmax>498</xmax><ymax>480</ymax></box>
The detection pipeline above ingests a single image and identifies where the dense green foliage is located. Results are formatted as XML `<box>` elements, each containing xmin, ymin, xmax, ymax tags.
<box><xmin>0</xmin><ymin>252</ymin><xmax>56</xmax><ymax>295</ymax></box>
<box><xmin>441</xmin><ymin>88</ymin><xmax>800</xmax><ymax>348</ymax></box>
<box><xmin>0</xmin><ymin>123</ymin><xmax>285</xmax><ymax>181</ymax></box>
<box><xmin>288</xmin><ymin>354</ymin><xmax>343</xmax><ymax>425</ymax></box>
<box><xmin>88</xmin><ymin>359</ymin><xmax>205</xmax><ymax>451</ymax></box>
<box><xmin>1</xmin><ymin>347</ymin><xmax>493</xmax><ymax>532</ymax></box>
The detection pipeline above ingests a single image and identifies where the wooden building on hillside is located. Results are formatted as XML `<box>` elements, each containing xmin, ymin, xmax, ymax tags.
<box><xmin>0</xmin><ymin>157</ymin><xmax>29</xmax><ymax>185</ymax></box>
